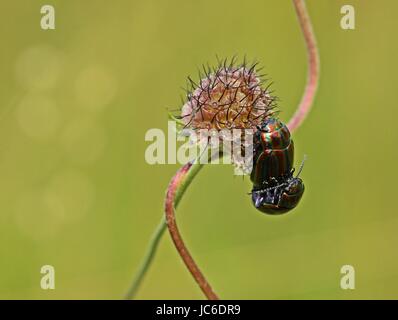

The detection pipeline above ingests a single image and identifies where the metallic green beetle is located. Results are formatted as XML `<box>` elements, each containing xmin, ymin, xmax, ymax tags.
<box><xmin>250</xmin><ymin>118</ymin><xmax>305</xmax><ymax>214</ymax></box>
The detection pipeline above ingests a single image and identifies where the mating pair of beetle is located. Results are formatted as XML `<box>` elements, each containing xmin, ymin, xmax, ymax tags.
<box><xmin>250</xmin><ymin>118</ymin><xmax>305</xmax><ymax>215</ymax></box>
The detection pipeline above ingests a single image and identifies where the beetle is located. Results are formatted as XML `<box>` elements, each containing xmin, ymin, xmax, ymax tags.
<box><xmin>250</xmin><ymin>118</ymin><xmax>305</xmax><ymax>214</ymax></box>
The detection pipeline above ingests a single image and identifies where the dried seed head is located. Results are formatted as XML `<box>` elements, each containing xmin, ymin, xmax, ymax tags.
<box><xmin>180</xmin><ymin>58</ymin><xmax>277</xmax><ymax>131</ymax></box>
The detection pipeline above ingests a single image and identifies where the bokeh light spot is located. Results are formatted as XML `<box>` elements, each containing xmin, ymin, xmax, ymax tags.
<box><xmin>43</xmin><ymin>171</ymin><xmax>95</xmax><ymax>223</ymax></box>
<box><xmin>15</xmin><ymin>45</ymin><xmax>62</xmax><ymax>90</ymax></box>
<box><xmin>75</xmin><ymin>65</ymin><xmax>117</xmax><ymax>111</ymax></box>
<box><xmin>15</xmin><ymin>190</ymin><xmax>64</xmax><ymax>240</ymax></box>
<box><xmin>16</xmin><ymin>95</ymin><xmax>59</xmax><ymax>141</ymax></box>
<box><xmin>61</xmin><ymin>118</ymin><xmax>107</xmax><ymax>164</ymax></box>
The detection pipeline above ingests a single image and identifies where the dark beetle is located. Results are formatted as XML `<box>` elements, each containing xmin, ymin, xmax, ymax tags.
<box><xmin>250</xmin><ymin>118</ymin><xmax>305</xmax><ymax>214</ymax></box>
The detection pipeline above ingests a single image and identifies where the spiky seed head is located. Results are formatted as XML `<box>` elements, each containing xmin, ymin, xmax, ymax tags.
<box><xmin>180</xmin><ymin>59</ymin><xmax>277</xmax><ymax>131</ymax></box>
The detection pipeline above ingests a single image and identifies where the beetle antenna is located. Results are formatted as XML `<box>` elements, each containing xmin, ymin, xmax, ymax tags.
<box><xmin>295</xmin><ymin>154</ymin><xmax>307</xmax><ymax>178</ymax></box>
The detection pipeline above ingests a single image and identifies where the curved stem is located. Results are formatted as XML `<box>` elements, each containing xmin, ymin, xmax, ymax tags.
<box><xmin>287</xmin><ymin>0</ymin><xmax>320</xmax><ymax>133</ymax></box>
<box><xmin>125</xmin><ymin>162</ymin><xmax>204</xmax><ymax>299</ymax></box>
<box><xmin>127</xmin><ymin>0</ymin><xmax>319</xmax><ymax>300</ymax></box>
<box><xmin>165</xmin><ymin>162</ymin><xmax>219</xmax><ymax>300</ymax></box>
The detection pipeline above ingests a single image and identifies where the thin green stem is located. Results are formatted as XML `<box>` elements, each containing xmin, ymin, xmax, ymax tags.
<box><xmin>124</xmin><ymin>216</ymin><xmax>166</xmax><ymax>299</ymax></box>
<box><xmin>125</xmin><ymin>161</ymin><xmax>204</xmax><ymax>299</ymax></box>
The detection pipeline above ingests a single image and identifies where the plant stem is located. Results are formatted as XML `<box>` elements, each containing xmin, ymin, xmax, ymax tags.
<box><xmin>287</xmin><ymin>0</ymin><xmax>320</xmax><ymax>133</ymax></box>
<box><xmin>125</xmin><ymin>161</ymin><xmax>204</xmax><ymax>299</ymax></box>
<box><xmin>165</xmin><ymin>162</ymin><xmax>219</xmax><ymax>300</ymax></box>
<box><xmin>124</xmin><ymin>216</ymin><xmax>166</xmax><ymax>299</ymax></box>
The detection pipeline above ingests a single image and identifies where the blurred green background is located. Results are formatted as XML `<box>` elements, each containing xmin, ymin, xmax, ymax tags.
<box><xmin>0</xmin><ymin>0</ymin><xmax>397</xmax><ymax>299</ymax></box>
